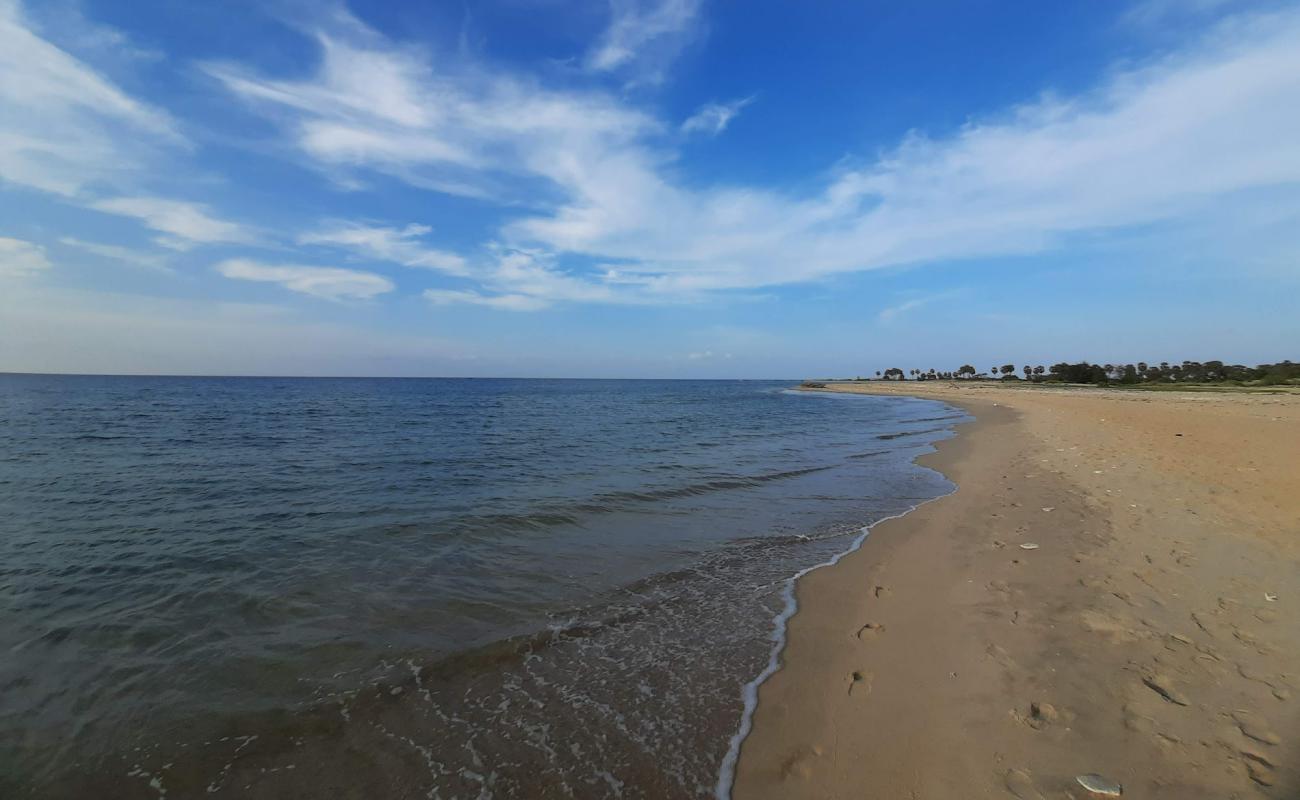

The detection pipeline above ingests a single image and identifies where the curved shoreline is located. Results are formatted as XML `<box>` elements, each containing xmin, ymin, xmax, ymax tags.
<box><xmin>714</xmin><ymin>391</ymin><xmax>973</xmax><ymax>799</ymax></box>
<box><xmin>730</xmin><ymin>381</ymin><xmax>1300</xmax><ymax>799</ymax></box>
<box><xmin>713</xmin><ymin>490</ymin><xmax>956</xmax><ymax>800</ymax></box>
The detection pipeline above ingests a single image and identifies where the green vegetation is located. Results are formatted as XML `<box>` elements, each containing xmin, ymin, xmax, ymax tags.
<box><xmin>857</xmin><ymin>360</ymin><xmax>1299</xmax><ymax>388</ymax></box>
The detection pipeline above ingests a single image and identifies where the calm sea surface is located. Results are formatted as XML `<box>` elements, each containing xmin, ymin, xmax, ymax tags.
<box><xmin>0</xmin><ymin>376</ymin><xmax>963</xmax><ymax>799</ymax></box>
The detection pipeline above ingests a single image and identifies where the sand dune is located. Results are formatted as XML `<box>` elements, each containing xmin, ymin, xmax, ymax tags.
<box><xmin>735</xmin><ymin>382</ymin><xmax>1299</xmax><ymax>799</ymax></box>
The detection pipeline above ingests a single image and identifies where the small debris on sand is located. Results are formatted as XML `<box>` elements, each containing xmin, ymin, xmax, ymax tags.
<box><xmin>1076</xmin><ymin>773</ymin><xmax>1123</xmax><ymax>796</ymax></box>
<box><xmin>1141</xmin><ymin>673</ymin><xmax>1189</xmax><ymax>706</ymax></box>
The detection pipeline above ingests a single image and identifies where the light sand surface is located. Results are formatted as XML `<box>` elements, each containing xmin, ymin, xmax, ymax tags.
<box><xmin>734</xmin><ymin>382</ymin><xmax>1299</xmax><ymax>799</ymax></box>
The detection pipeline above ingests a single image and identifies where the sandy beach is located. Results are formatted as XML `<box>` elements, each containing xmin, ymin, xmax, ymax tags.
<box><xmin>734</xmin><ymin>382</ymin><xmax>1300</xmax><ymax>799</ymax></box>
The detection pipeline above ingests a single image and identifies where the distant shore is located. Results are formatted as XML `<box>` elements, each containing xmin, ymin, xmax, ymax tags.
<box><xmin>734</xmin><ymin>381</ymin><xmax>1300</xmax><ymax>798</ymax></box>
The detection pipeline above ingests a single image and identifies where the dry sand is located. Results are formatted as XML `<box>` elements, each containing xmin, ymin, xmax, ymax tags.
<box><xmin>733</xmin><ymin>382</ymin><xmax>1299</xmax><ymax>799</ymax></box>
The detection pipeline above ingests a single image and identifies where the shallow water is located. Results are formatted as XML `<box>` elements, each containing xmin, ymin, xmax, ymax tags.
<box><xmin>0</xmin><ymin>376</ymin><xmax>963</xmax><ymax>798</ymax></box>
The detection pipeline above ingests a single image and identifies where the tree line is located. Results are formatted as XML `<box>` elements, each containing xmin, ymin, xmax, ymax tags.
<box><xmin>863</xmin><ymin>360</ymin><xmax>1298</xmax><ymax>386</ymax></box>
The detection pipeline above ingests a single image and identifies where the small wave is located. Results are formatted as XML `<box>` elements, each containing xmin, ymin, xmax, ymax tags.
<box><xmin>594</xmin><ymin>465</ymin><xmax>835</xmax><ymax>505</ymax></box>
<box><xmin>875</xmin><ymin>426</ymin><xmax>948</xmax><ymax>441</ymax></box>
<box><xmin>845</xmin><ymin>449</ymin><xmax>891</xmax><ymax>460</ymax></box>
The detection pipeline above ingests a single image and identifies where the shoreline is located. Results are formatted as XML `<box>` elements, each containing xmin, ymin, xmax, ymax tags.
<box><xmin>733</xmin><ymin>382</ymin><xmax>1300</xmax><ymax>798</ymax></box>
<box><xmin>716</xmin><ymin>481</ymin><xmax>962</xmax><ymax>800</ymax></box>
<box><xmin>715</xmin><ymin>388</ymin><xmax>980</xmax><ymax>799</ymax></box>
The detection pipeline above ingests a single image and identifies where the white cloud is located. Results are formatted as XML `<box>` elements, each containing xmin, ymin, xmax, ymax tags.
<box><xmin>0</xmin><ymin>236</ymin><xmax>51</xmax><ymax>278</ymax></box>
<box><xmin>585</xmin><ymin>0</ymin><xmax>702</xmax><ymax>84</ymax></box>
<box><xmin>515</xmin><ymin>7</ymin><xmax>1300</xmax><ymax>294</ymax></box>
<box><xmin>1121</xmin><ymin>0</ymin><xmax>1238</xmax><ymax>28</ymax></box>
<box><xmin>206</xmin><ymin>15</ymin><xmax>656</xmax><ymax>201</ymax></box>
<box><xmin>216</xmin><ymin>258</ymin><xmax>393</xmax><ymax>300</ymax></box>
<box><xmin>299</xmin><ymin>221</ymin><xmax>468</xmax><ymax>275</ymax></box>
<box><xmin>0</xmin><ymin>1</ymin><xmax>179</xmax><ymax>196</ymax></box>
<box><xmin>423</xmin><ymin>288</ymin><xmax>549</xmax><ymax>311</ymax></box>
<box><xmin>90</xmin><ymin>196</ymin><xmax>255</xmax><ymax>249</ymax></box>
<box><xmin>685</xmin><ymin>350</ymin><xmax>732</xmax><ymax>361</ymax></box>
<box><xmin>876</xmin><ymin>291</ymin><xmax>963</xmax><ymax>324</ymax></box>
<box><xmin>680</xmin><ymin>96</ymin><xmax>754</xmax><ymax>136</ymax></box>
<box><xmin>59</xmin><ymin>237</ymin><xmax>173</xmax><ymax>273</ymax></box>
<box><xmin>212</xmin><ymin>6</ymin><xmax>1300</xmax><ymax>310</ymax></box>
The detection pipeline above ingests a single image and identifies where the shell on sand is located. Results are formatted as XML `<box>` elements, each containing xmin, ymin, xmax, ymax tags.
<box><xmin>1076</xmin><ymin>773</ymin><xmax>1123</xmax><ymax>795</ymax></box>
<box><xmin>1018</xmin><ymin>543</ymin><xmax>1040</xmax><ymax>550</ymax></box>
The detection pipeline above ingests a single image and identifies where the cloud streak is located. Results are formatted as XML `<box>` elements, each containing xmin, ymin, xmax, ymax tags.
<box><xmin>680</xmin><ymin>96</ymin><xmax>754</xmax><ymax>136</ymax></box>
<box><xmin>58</xmin><ymin>237</ymin><xmax>174</xmax><ymax>273</ymax></box>
<box><xmin>424</xmin><ymin>288</ymin><xmax>549</xmax><ymax>311</ymax></box>
<box><xmin>0</xmin><ymin>1</ymin><xmax>179</xmax><ymax>196</ymax></box>
<box><xmin>585</xmin><ymin>0</ymin><xmax>702</xmax><ymax>85</ymax></box>
<box><xmin>216</xmin><ymin>258</ymin><xmax>393</xmax><ymax>300</ymax></box>
<box><xmin>299</xmin><ymin>221</ymin><xmax>468</xmax><ymax>275</ymax></box>
<box><xmin>0</xmin><ymin>236</ymin><xmax>51</xmax><ymax>278</ymax></box>
<box><xmin>91</xmin><ymin>196</ymin><xmax>256</xmax><ymax>249</ymax></box>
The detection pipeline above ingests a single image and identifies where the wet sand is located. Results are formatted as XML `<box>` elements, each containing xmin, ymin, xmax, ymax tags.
<box><xmin>734</xmin><ymin>382</ymin><xmax>1300</xmax><ymax>798</ymax></box>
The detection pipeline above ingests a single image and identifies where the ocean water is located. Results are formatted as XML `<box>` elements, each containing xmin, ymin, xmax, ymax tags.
<box><xmin>0</xmin><ymin>376</ymin><xmax>964</xmax><ymax>799</ymax></box>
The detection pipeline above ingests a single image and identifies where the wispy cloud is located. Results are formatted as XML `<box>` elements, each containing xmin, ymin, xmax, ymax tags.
<box><xmin>585</xmin><ymin>0</ymin><xmax>702</xmax><ymax>85</ymax></box>
<box><xmin>515</xmin><ymin>8</ymin><xmax>1300</xmax><ymax>297</ymax></box>
<box><xmin>216</xmin><ymin>258</ymin><xmax>393</xmax><ymax>300</ymax></box>
<box><xmin>680</xmin><ymin>96</ymin><xmax>754</xmax><ymax>136</ymax></box>
<box><xmin>90</xmin><ymin>197</ymin><xmax>255</xmax><ymax>249</ymax></box>
<box><xmin>0</xmin><ymin>236</ymin><xmax>51</xmax><ymax>278</ymax></box>
<box><xmin>423</xmin><ymin>289</ymin><xmax>549</xmax><ymax>311</ymax></box>
<box><xmin>58</xmin><ymin>237</ymin><xmax>174</xmax><ymax>273</ymax></box>
<box><xmin>876</xmin><ymin>291</ymin><xmax>963</xmax><ymax>324</ymax></box>
<box><xmin>0</xmin><ymin>1</ymin><xmax>179</xmax><ymax>196</ymax></box>
<box><xmin>1120</xmin><ymin>0</ymin><xmax>1238</xmax><ymax>28</ymax></box>
<box><xmin>299</xmin><ymin>221</ymin><xmax>468</xmax><ymax>275</ymax></box>
<box><xmin>206</xmin><ymin>13</ymin><xmax>655</xmax><ymax>201</ymax></box>
<box><xmin>212</xmin><ymin>7</ymin><xmax>1300</xmax><ymax>310</ymax></box>
<box><xmin>686</xmin><ymin>350</ymin><xmax>732</xmax><ymax>361</ymax></box>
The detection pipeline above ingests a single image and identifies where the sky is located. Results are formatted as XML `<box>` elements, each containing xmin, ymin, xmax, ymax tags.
<box><xmin>1</xmin><ymin>0</ymin><xmax>1298</xmax><ymax>378</ymax></box>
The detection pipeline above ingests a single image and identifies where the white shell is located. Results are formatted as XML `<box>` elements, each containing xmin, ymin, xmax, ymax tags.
<box><xmin>1076</xmin><ymin>773</ymin><xmax>1122</xmax><ymax>795</ymax></box>
<box><xmin>1018</xmin><ymin>543</ymin><xmax>1039</xmax><ymax>550</ymax></box>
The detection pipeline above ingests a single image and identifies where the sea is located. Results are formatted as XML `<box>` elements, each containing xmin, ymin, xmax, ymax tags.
<box><xmin>0</xmin><ymin>375</ymin><xmax>965</xmax><ymax>799</ymax></box>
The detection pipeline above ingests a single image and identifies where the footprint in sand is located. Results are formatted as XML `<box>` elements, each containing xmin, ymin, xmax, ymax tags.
<box><xmin>1122</xmin><ymin>705</ymin><xmax>1156</xmax><ymax>734</ymax></box>
<box><xmin>856</xmin><ymin>622</ymin><xmax>885</xmax><ymax>641</ymax></box>
<box><xmin>1026</xmin><ymin>700</ymin><xmax>1058</xmax><ymax>730</ymax></box>
<box><xmin>1003</xmin><ymin>768</ymin><xmax>1044</xmax><ymax>800</ymax></box>
<box><xmin>1240</xmin><ymin>748</ymin><xmax>1277</xmax><ymax>787</ymax></box>
<box><xmin>873</xmin><ymin>585</ymin><xmax>891</xmax><ymax>599</ymax></box>
<box><xmin>849</xmin><ymin>670</ymin><xmax>874</xmax><ymax>697</ymax></box>
<box><xmin>1233</xmin><ymin>710</ymin><xmax>1281</xmax><ymax>746</ymax></box>
<box><xmin>777</xmin><ymin>745</ymin><xmax>824</xmax><ymax>781</ymax></box>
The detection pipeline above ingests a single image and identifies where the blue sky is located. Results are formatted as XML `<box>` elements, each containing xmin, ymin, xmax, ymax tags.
<box><xmin>1</xmin><ymin>0</ymin><xmax>1297</xmax><ymax>377</ymax></box>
